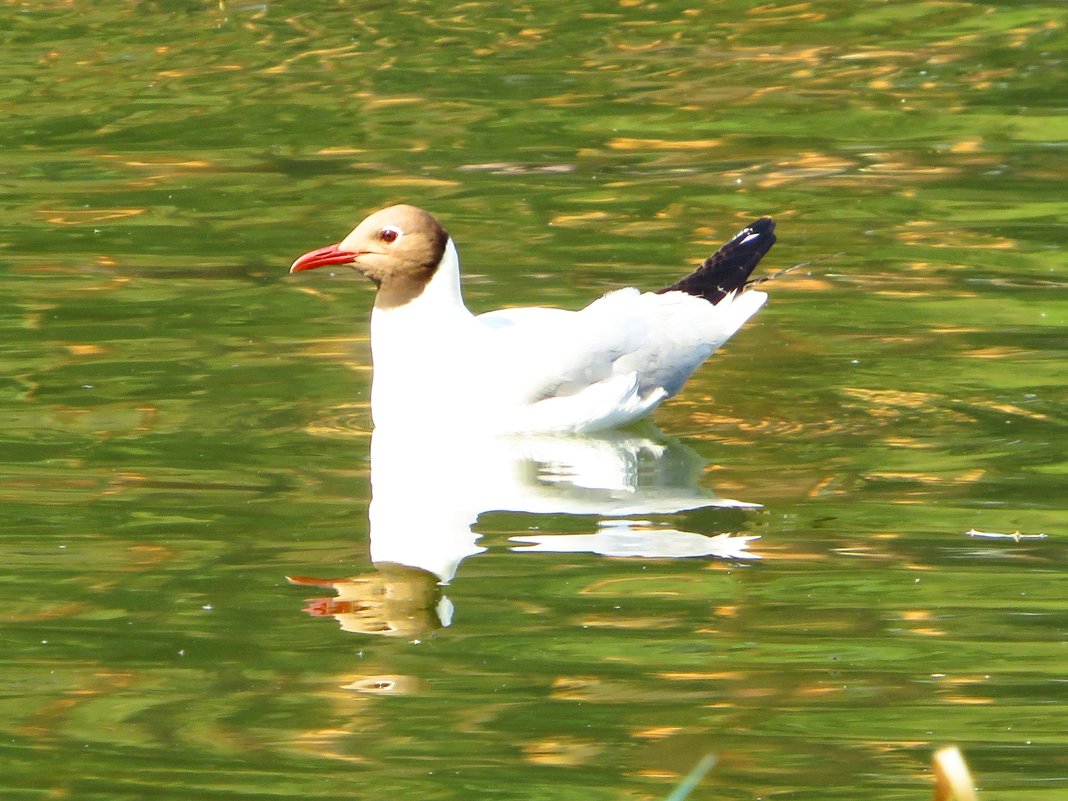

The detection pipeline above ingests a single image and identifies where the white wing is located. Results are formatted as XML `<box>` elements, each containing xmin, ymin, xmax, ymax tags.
<box><xmin>473</xmin><ymin>287</ymin><xmax>766</xmax><ymax>431</ymax></box>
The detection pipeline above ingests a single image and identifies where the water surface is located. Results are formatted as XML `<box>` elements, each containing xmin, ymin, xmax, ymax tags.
<box><xmin>1</xmin><ymin>2</ymin><xmax>1066</xmax><ymax>799</ymax></box>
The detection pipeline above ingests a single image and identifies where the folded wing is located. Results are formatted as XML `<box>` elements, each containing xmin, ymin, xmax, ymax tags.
<box><xmin>475</xmin><ymin>286</ymin><xmax>766</xmax><ymax>431</ymax></box>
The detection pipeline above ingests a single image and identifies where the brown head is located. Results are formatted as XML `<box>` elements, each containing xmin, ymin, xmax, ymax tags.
<box><xmin>290</xmin><ymin>205</ymin><xmax>449</xmax><ymax>309</ymax></box>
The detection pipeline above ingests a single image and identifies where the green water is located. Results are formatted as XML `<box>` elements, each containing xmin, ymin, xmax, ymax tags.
<box><xmin>2</xmin><ymin>2</ymin><xmax>1066</xmax><ymax>799</ymax></box>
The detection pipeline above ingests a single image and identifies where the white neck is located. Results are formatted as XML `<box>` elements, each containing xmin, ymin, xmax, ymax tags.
<box><xmin>371</xmin><ymin>238</ymin><xmax>469</xmax><ymax>325</ymax></box>
<box><xmin>368</xmin><ymin>238</ymin><xmax>473</xmax><ymax>427</ymax></box>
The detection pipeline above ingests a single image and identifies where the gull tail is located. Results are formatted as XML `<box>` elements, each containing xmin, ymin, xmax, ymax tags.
<box><xmin>657</xmin><ymin>218</ymin><xmax>776</xmax><ymax>305</ymax></box>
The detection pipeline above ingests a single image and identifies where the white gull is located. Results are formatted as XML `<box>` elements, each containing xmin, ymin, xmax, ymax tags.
<box><xmin>290</xmin><ymin>205</ymin><xmax>776</xmax><ymax>434</ymax></box>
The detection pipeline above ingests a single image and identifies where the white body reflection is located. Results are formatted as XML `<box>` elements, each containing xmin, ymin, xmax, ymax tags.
<box><xmin>291</xmin><ymin>427</ymin><xmax>760</xmax><ymax>638</ymax></box>
<box><xmin>369</xmin><ymin>427</ymin><xmax>759</xmax><ymax>582</ymax></box>
<box><xmin>512</xmin><ymin>519</ymin><xmax>759</xmax><ymax>560</ymax></box>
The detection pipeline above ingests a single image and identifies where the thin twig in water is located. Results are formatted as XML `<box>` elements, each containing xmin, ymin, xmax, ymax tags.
<box><xmin>746</xmin><ymin>251</ymin><xmax>844</xmax><ymax>287</ymax></box>
<box><xmin>933</xmin><ymin>746</ymin><xmax>978</xmax><ymax>801</ymax></box>
<box><xmin>663</xmin><ymin>754</ymin><xmax>717</xmax><ymax>801</ymax></box>
<box><xmin>967</xmin><ymin>528</ymin><xmax>1047</xmax><ymax>541</ymax></box>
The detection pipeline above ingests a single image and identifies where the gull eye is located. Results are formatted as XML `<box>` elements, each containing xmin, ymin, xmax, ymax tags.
<box><xmin>379</xmin><ymin>226</ymin><xmax>402</xmax><ymax>244</ymax></box>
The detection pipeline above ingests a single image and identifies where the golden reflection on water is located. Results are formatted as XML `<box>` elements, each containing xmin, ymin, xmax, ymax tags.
<box><xmin>2</xmin><ymin>1</ymin><xmax>1065</xmax><ymax>798</ymax></box>
<box><xmin>522</xmin><ymin>736</ymin><xmax>603</xmax><ymax>767</ymax></box>
<box><xmin>38</xmin><ymin>208</ymin><xmax>147</xmax><ymax>225</ymax></box>
<box><xmin>341</xmin><ymin>675</ymin><xmax>423</xmax><ymax>695</ymax></box>
<box><xmin>305</xmin><ymin>403</ymin><xmax>372</xmax><ymax>439</ymax></box>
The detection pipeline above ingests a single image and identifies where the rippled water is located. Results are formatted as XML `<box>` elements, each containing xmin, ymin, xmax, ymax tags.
<box><xmin>2</xmin><ymin>2</ymin><xmax>1066</xmax><ymax>799</ymax></box>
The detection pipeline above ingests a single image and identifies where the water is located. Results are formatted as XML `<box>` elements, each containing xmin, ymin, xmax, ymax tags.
<box><xmin>1</xmin><ymin>2</ymin><xmax>1066</xmax><ymax>798</ymax></box>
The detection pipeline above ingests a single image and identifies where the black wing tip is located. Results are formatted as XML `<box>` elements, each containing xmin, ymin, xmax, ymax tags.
<box><xmin>657</xmin><ymin>215</ymin><xmax>778</xmax><ymax>304</ymax></box>
<box><xmin>732</xmin><ymin>217</ymin><xmax>776</xmax><ymax>250</ymax></box>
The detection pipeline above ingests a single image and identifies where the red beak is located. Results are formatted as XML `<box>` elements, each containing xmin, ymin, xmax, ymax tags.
<box><xmin>290</xmin><ymin>243</ymin><xmax>358</xmax><ymax>273</ymax></box>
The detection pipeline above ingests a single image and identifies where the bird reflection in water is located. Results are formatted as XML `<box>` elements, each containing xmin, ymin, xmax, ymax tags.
<box><xmin>289</xmin><ymin>426</ymin><xmax>761</xmax><ymax>639</ymax></box>
<box><xmin>288</xmin><ymin>565</ymin><xmax>451</xmax><ymax>640</ymax></box>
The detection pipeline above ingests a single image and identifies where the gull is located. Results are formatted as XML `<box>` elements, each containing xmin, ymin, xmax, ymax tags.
<box><xmin>291</xmin><ymin>205</ymin><xmax>776</xmax><ymax>433</ymax></box>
